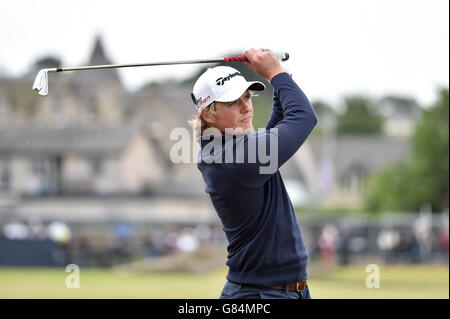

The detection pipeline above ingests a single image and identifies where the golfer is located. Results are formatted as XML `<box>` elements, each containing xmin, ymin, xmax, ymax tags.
<box><xmin>190</xmin><ymin>48</ymin><xmax>318</xmax><ymax>299</ymax></box>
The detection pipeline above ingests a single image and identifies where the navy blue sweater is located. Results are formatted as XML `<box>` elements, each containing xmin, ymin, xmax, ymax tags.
<box><xmin>197</xmin><ymin>72</ymin><xmax>318</xmax><ymax>287</ymax></box>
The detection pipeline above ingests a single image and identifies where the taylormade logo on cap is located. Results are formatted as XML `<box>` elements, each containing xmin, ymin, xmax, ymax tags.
<box><xmin>191</xmin><ymin>66</ymin><xmax>266</xmax><ymax>112</ymax></box>
<box><xmin>215</xmin><ymin>71</ymin><xmax>242</xmax><ymax>86</ymax></box>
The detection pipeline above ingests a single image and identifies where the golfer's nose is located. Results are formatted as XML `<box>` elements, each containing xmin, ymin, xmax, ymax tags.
<box><xmin>240</xmin><ymin>98</ymin><xmax>252</xmax><ymax>113</ymax></box>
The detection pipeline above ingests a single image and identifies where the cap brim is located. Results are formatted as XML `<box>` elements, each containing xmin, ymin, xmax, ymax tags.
<box><xmin>215</xmin><ymin>81</ymin><xmax>265</xmax><ymax>103</ymax></box>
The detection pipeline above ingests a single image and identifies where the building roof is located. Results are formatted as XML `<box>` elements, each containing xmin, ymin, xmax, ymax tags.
<box><xmin>71</xmin><ymin>35</ymin><xmax>121</xmax><ymax>88</ymax></box>
<box><xmin>0</xmin><ymin>126</ymin><xmax>138</xmax><ymax>156</ymax></box>
<box><xmin>309</xmin><ymin>135</ymin><xmax>410</xmax><ymax>179</ymax></box>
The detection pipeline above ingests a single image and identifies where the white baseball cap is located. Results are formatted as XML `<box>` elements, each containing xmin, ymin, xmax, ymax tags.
<box><xmin>191</xmin><ymin>66</ymin><xmax>265</xmax><ymax>112</ymax></box>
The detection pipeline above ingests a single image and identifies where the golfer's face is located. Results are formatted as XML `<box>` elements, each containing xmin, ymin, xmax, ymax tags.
<box><xmin>213</xmin><ymin>90</ymin><xmax>254</xmax><ymax>134</ymax></box>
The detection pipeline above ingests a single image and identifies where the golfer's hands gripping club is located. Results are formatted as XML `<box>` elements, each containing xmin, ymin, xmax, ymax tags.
<box><xmin>243</xmin><ymin>49</ymin><xmax>285</xmax><ymax>82</ymax></box>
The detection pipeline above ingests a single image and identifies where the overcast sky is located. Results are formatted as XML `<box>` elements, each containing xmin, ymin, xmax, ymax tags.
<box><xmin>1</xmin><ymin>0</ymin><xmax>448</xmax><ymax>107</ymax></box>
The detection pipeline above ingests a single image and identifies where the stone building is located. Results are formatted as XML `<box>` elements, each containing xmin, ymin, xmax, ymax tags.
<box><xmin>0</xmin><ymin>36</ymin><xmax>204</xmax><ymax>198</ymax></box>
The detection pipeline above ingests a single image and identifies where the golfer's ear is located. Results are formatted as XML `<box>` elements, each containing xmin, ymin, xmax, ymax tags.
<box><xmin>201</xmin><ymin>108</ymin><xmax>215</xmax><ymax>124</ymax></box>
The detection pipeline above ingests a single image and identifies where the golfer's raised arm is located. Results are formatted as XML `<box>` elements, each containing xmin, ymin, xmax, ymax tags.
<box><xmin>265</xmin><ymin>89</ymin><xmax>284</xmax><ymax>129</ymax></box>
<box><xmin>270</xmin><ymin>72</ymin><xmax>318</xmax><ymax>163</ymax></box>
<box><xmin>230</xmin><ymin>49</ymin><xmax>318</xmax><ymax>187</ymax></box>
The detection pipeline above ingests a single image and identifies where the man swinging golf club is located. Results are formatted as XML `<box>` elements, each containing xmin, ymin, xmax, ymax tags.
<box><xmin>190</xmin><ymin>48</ymin><xmax>318</xmax><ymax>299</ymax></box>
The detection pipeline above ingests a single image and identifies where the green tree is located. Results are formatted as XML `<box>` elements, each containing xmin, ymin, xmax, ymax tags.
<box><xmin>410</xmin><ymin>88</ymin><xmax>449</xmax><ymax>211</ymax></box>
<box><xmin>364</xmin><ymin>161</ymin><xmax>426</xmax><ymax>212</ymax></box>
<box><xmin>336</xmin><ymin>95</ymin><xmax>384</xmax><ymax>135</ymax></box>
<box><xmin>363</xmin><ymin>88</ymin><xmax>449</xmax><ymax>213</ymax></box>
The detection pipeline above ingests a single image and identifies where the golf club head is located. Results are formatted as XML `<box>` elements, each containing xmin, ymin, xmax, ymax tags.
<box><xmin>32</xmin><ymin>69</ymin><xmax>49</xmax><ymax>96</ymax></box>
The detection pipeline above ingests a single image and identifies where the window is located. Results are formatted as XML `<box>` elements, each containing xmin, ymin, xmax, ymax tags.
<box><xmin>0</xmin><ymin>97</ymin><xmax>12</xmax><ymax>126</ymax></box>
<box><xmin>90</xmin><ymin>158</ymin><xmax>102</xmax><ymax>175</ymax></box>
<box><xmin>343</xmin><ymin>163</ymin><xmax>368</xmax><ymax>194</ymax></box>
<box><xmin>0</xmin><ymin>158</ymin><xmax>10</xmax><ymax>191</ymax></box>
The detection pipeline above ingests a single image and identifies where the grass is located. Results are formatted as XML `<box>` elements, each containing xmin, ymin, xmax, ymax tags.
<box><xmin>307</xmin><ymin>264</ymin><xmax>449</xmax><ymax>299</ymax></box>
<box><xmin>0</xmin><ymin>264</ymin><xmax>448</xmax><ymax>299</ymax></box>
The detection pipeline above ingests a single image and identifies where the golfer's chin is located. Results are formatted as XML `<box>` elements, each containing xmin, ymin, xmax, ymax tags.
<box><xmin>222</xmin><ymin>123</ymin><xmax>254</xmax><ymax>135</ymax></box>
<box><xmin>236</xmin><ymin>125</ymin><xmax>254</xmax><ymax>135</ymax></box>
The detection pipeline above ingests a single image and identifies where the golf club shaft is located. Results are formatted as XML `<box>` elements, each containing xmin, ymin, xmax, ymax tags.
<box><xmin>45</xmin><ymin>53</ymin><xmax>288</xmax><ymax>73</ymax></box>
<box><xmin>49</xmin><ymin>58</ymin><xmax>226</xmax><ymax>73</ymax></box>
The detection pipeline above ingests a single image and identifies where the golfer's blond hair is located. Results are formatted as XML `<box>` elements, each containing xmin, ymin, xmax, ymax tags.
<box><xmin>188</xmin><ymin>102</ymin><xmax>218</xmax><ymax>139</ymax></box>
